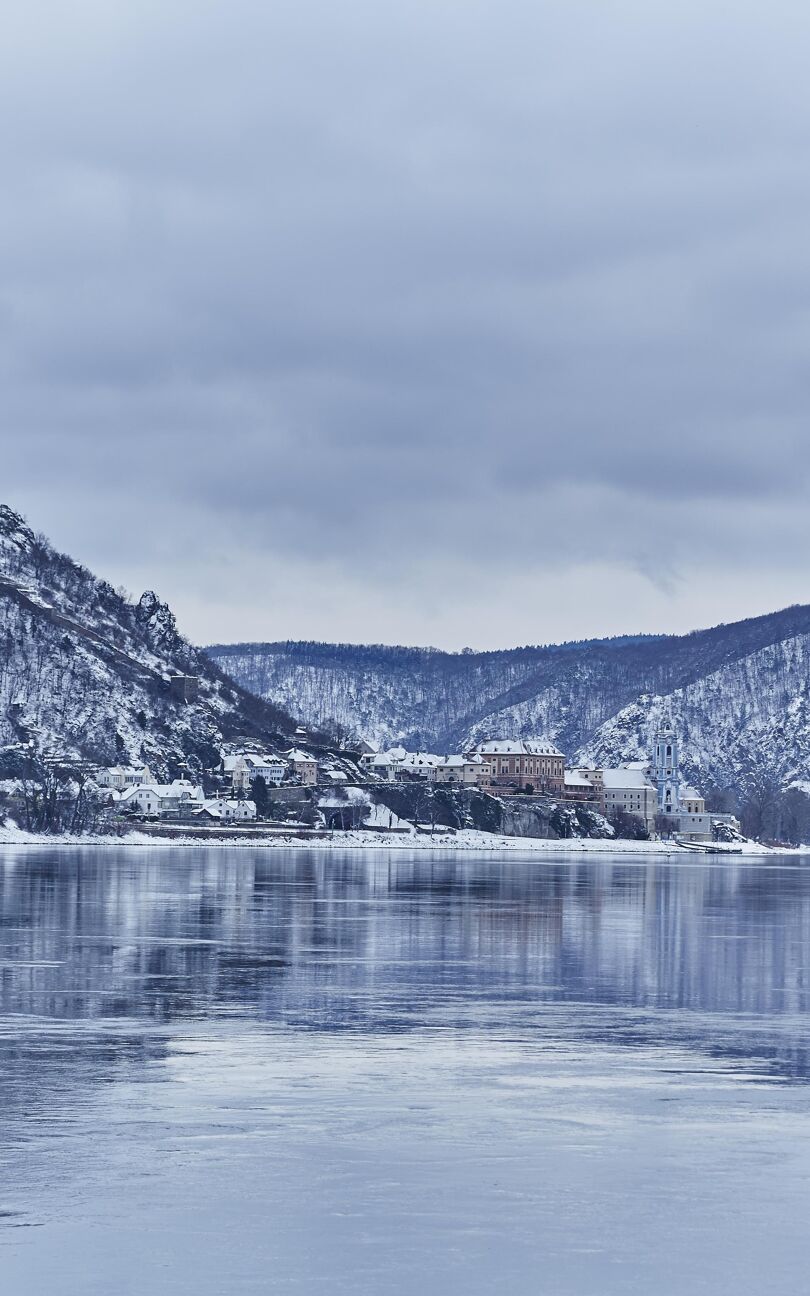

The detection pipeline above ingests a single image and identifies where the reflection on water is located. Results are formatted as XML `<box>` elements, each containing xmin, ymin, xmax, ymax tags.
<box><xmin>2</xmin><ymin>850</ymin><xmax>809</xmax><ymax>1034</ymax></box>
<box><xmin>1</xmin><ymin>847</ymin><xmax>809</xmax><ymax>1295</ymax></box>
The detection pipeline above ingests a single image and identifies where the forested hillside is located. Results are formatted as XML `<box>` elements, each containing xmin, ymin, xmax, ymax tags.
<box><xmin>209</xmin><ymin>607</ymin><xmax>810</xmax><ymax>818</ymax></box>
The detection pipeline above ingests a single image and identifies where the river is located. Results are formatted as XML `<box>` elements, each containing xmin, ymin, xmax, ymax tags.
<box><xmin>1</xmin><ymin>846</ymin><xmax>809</xmax><ymax>1294</ymax></box>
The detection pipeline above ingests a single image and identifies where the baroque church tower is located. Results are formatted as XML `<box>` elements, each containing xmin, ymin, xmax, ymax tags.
<box><xmin>652</xmin><ymin>715</ymin><xmax>681</xmax><ymax>814</ymax></box>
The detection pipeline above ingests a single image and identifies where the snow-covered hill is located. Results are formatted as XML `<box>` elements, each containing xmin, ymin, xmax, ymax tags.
<box><xmin>579</xmin><ymin>634</ymin><xmax>810</xmax><ymax>796</ymax></box>
<box><xmin>0</xmin><ymin>505</ymin><xmax>296</xmax><ymax>776</ymax></box>
<box><xmin>208</xmin><ymin>608</ymin><xmax>810</xmax><ymax>799</ymax></box>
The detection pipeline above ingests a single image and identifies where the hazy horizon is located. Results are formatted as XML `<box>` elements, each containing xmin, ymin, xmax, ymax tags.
<box><xmin>204</xmin><ymin>598</ymin><xmax>810</xmax><ymax>655</ymax></box>
<box><xmin>5</xmin><ymin>495</ymin><xmax>804</xmax><ymax>652</ymax></box>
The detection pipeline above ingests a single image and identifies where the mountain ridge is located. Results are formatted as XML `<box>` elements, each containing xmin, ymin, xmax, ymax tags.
<box><xmin>207</xmin><ymin>604</ymin><xmax>810</xmax><ymax>810</ymax></box>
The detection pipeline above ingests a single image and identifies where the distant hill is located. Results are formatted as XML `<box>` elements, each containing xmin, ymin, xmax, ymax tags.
<box><xmin>0</xmin><ymin>505</ymin><xmax>297</xmax><ymax>778</ymax></box>
<box><xmin>208</xmin><ymin>607</ymin><xmax>810</xmax><ymax>807</ymax></box>
<box><xmin>6</xmin><ymin>497</ymin><xmax>808</xmax><ymax>832</ymax></box>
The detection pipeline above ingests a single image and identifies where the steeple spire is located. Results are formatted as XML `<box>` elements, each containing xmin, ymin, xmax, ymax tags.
<box><xmin>652</xmin><ymin>711</ymin><xmax>680</xmax><ymax>814</ymax></box>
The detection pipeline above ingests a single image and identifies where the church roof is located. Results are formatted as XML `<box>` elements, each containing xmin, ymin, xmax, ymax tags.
<box><xmin>603</xmin><ymin>768</ymin><xmax>654</xmax><ymax>790</ymax></box>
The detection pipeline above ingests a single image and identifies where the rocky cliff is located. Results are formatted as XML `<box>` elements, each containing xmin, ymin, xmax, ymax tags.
<box><xmin>0</xmin><ymin>505</ymin><xmax>297</xmax><ymax>777</ymax></box>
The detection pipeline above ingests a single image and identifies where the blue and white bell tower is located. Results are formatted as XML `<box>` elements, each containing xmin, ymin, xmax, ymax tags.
<box><xmin>652</xmin><ymin>715</ymin><xmax>681</xmax><ymax>814</ymax></box>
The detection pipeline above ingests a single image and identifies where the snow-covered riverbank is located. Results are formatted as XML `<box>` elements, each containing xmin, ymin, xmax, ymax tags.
<box><xmin>0</xmin><ymin>821</ymin><xmax>796</xmax><ymax>855</ymax></box>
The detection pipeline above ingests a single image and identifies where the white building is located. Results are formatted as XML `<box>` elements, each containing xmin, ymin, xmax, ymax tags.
<box><xmin>359</xmin><ymin>747</ymin><xmax>410</xmax><ymax>778</ymax></box>
<box><xmin>360</xmin><ymin>752</ymin><xmax>402</xmax><ymax>780</ymax></box>
<box><xmin>96</xmin><ymin>764</ymin><xmax>153</xmax><ymax>790</ymax></box>
<box><xmin>194</xmin><ymin>798</ymin><xmax>257</xmax><ymax>822</ymax></box>
<box><xmin>435</xmin><ymin>754</ymin><xmax>492</xmax><ymax>785</ymax></box>
<box><xmin>229</xmin><ymin>753</ymin><xmax>286</xmax><ymax>792</ymax></box>
<box><xmin>359</xmin><ymin>748</ymin><xmax>444</xmax><ymax>782</ymax></box>
<box><xmin>667</xmin><ymin>810</ymin><xmax>736</xmax><ymax>841</ymax></box>
<box><xmin>394</xmin><ymin>752</ymin><xmax>443</xmax><ymax>782</ymax></box>
<box><xmin>116</xmin><ymin>779</ymin><xmax>205</xmax><ymax>818</ymax></box>
<box><xmin>602</xmin><ymin>768</ymin><xmax>659</xmax><ymax>832</ymax></box>
<box><xmin>680</xmin><ymin>785</ymin><xmax>706</xmax><ymax>815</ymax></box>
<box><xmin>221</xmin><ymin>754</ymin><xmax>242</xmax><ymax>779</ymax></box>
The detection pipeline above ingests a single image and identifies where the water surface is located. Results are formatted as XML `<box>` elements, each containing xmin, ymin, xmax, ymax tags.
<box><xmin>1</xmin><ymin>847</ymin><xmax>809</xmax><ymax>1294</ymax></box>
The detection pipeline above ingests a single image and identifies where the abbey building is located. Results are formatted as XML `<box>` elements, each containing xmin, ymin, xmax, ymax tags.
<box><xmin>648</xmin><ymin>715</ymin><xmax>736</xmax><ymax>841</ymax></box>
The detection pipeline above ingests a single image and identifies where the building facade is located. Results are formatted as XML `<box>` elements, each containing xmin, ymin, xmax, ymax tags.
<box><xmin>680</xmin><ymin>785</ymin><xmax>706</xmax><ymax>815</ymax></box>
<box><xmin>602</xmin><ymin>768</ymin><xmax>659</xmax><ymax>832</ymax></box>
<box><xmin>96</xmin><ymin>764</ymin><xmax>153</xmax><ymax>790</ymax></box>
<box><xmin>359</xmin><ymin>751</ymin><xmax>401</xmax><ymax>780</ymax></box>
<box><xmin>649</xmin><ymin>719</ymin><xmax>739</xmax><ymax>841</ymax></box>
<box><xmin>470</xmin><ymin>740</ymin><xmax>565</xmax><ymax>794</ymax></box>
<box><xmin>394</xmin><ymin>752</ymin><xmax>443</xmax><ymax>782</ymax></box>
<box><xmin>230</xmin><ymin>754</ymin><xmax>286</xmax><ymax>792</ymax></box>
<box><xmin>167</xmin><ymin>674</ymin><xmax>200</xmax><ymax>703</ymax></box>
<box><xmin>116</xmin><ymin>779</ymin><xmax>205</xmax><ymax>819</ymax></box>
<box><xmin>651</xmin><ymin>716</ymin><xmax>681</xmax><ymax>814</ymax></box>
<box><xmin>563</xmin><ymin>768</ymin><xmax>606</xmax><ymax>810</ymax></box>
<box><xmin>286</xmin><ymin>749</ymin><xmax>318</xmax><ymax>785</ymax></box>
<box><xmin>434</xmin><ymin>754</ymin><xmax>492</xmax><ymax>785</ymax></box>
<box><xmin>194</xmin><ymin>798</ymin><xmax>257</xmax><ymax>822</ymax></box>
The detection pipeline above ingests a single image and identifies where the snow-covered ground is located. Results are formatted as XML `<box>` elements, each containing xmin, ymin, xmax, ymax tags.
<box><xmin>0</xmin><ymin>820</ymin><xmax>800</xmax><ymax>856</ymax></box>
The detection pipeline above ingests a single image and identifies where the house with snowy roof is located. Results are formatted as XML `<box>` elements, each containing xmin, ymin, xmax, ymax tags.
<box><xmin>359</xmin><ymin>751</ymin><xmax>389</xmax><ymax>774</ymax></box>
<box><xmin>563</xmin><ymin>768</ymin><xmax>605</xmax><ymax>808</ymax></box>
<box><xmin>286</xmin><ymin>749</ymin><xmax>318</xmax><ymax>784</ymax></box>
<box><xmin>96</xmin><ymin>764</ymin><xmax>153</xmax><ymax>790</ymax></box>
<box><xmin>193</xmin><ymin>798</ymin><xmax>257</xmax><ymax>823</ymax></box>
<box><xmin>680</xmin><ymin>785</ymin><xmax>706</xmax><ymax>815</ymax></box>
<box><xmin>434</xmin><ymin>753</ymin><xmax>492</xmax><ymax>785</ymax></box>
<box><xmin>392</xmin><ymin>751</ymin><xmax>444</xmax><ymax>782</ymax></box>
<box><xmin>359</xmin><ymin>752</ymin><xmax>401</xmax><ymax>780</ymax></box>
<box><xmin>601</xmin><ymin>767</ymin><xmax>658</xmax><ymax>830</ymax></box>
<box><xmin>358</xmin><ymin>748</ymin><xmax>443</xmax><ymax>782</ymax></box>
<box><xmin>115</xmin><ymin>779</ymin><xmax>205</xmax><ymax>819</ymax></box>
<box><xmin>228</xmin><ymin>753</ymin><xmax>286</xmax><ymax>792</ymax></box>
<box><xmin>359</xmin><ymin>747</ymin><xmax>407</xmax><ymax>778</ymax></box>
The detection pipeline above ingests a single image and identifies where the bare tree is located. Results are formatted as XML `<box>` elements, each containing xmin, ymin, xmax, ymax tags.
<box><xmin>608</xmin><ymin>806</ymin><xmax>649</xmax><ymax>841</ymax></box>
<box><xmin>10</xmin><ymin>743</ymin><xmax>105</xmax><ymax>834</ymax></box>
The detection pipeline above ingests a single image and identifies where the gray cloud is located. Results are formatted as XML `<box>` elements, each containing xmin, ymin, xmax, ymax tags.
<box><xmin>2</xmin><ymin>0</ymin><xmax>810</xmax><ymax>647</ymax></box>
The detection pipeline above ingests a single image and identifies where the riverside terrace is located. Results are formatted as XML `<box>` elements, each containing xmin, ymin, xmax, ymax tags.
<box><xmin>359</xmin><ymin>740</ymin><xmax>566</xmax><ymax>793</ymax></box>
<box><xmin>95</xmin><ymin>721</ymin><xmax>740</xmax><ymax>845</ymax></box>
<box><xmin>356</xmin><ymin>729</ymin><xmax>742</xmax><ymax>844</ymax></box>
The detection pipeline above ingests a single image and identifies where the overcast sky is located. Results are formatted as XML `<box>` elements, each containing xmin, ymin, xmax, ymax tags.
<box><xmin>2</xmin><ymin>0</ymin><xmax>809</xmax><ymax>649</ymax></box>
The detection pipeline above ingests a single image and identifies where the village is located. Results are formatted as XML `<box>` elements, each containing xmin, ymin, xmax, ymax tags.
<box><xmin>97</xmin><ymin>717</ymin><xmax>741</xmax><ymax>844</ymax></box>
